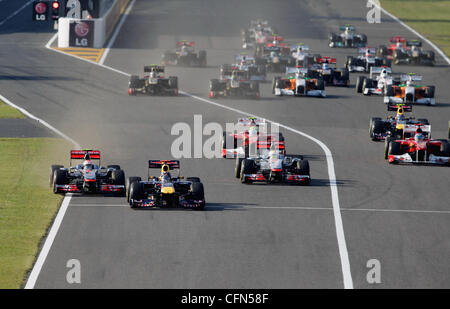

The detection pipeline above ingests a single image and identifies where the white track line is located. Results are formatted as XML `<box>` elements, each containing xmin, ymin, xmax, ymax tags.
<box><xmin>25</xmin><ymin>195</ymin><xmax>73</xmax><ymax>289</ymax></box>
<box><xmin>99</xmin><ymin>0</ymin><xmax>136</xmax><ymax>65</ymax></box>
<box><xmin>374</xmin><ymin>1</ymin><xmax>450</xmax><ymax>65</ymax></box>
<box><xmin>0</xmin><ymin>0</ymin><xmax>34</xmax><ymax>27</ymax></box>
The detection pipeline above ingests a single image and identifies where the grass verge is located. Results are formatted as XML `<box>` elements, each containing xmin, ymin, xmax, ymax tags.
<box><xmin>0</xmin><ymin>99</ymin><xmax>26</xmax><ymax>119</ymax></box>
<box><xmin>0</xmin><ymin>138</ymin><xmax>70</xmax><ymax>288</ymax></box>
<box><xmin>380</xmin><ymin>0</ymin><xmax>450</xmax><ymax>57</ymax></box>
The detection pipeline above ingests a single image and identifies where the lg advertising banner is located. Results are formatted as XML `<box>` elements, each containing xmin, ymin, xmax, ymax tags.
<box><xmin>32</xmin><ymin>1</ymin><xmax>49</xmax><ymax>21</ymax></box>
<box><xmin>69</xmin><ymin>20</ymin><xmax>94</xmax><ymax>47</ymax></box>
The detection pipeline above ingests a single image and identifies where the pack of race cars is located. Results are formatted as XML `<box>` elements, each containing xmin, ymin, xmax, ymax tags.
<box><xmin>60</xmin><ymin>20</ymin><xmax>447</xmax><ymax>211</ymax></box>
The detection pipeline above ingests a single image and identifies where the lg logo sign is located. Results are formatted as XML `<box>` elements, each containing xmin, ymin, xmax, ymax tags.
<box><xmin>74</xmin><ymin>21</ymin><xmax>90</xmax><ymax>46</ymax></box>
<box><xmin>33</xmin><ymin>1</ymin><xmax>48</xmax><ymax>21</ymax></box>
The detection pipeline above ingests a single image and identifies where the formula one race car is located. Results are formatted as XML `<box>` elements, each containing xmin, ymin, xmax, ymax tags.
<box><xmin>161</xmin><ymin>41</ymin><xmax>207</xmax><ymax>67</ymax></box>
<box><xmin>329</xmin><ymin>25</ymin><xmax>367</xmax><ymax>48</ymax></box>
<box><xmin>378</xmin><ymin>37</ymin><xmax>435</xmax><ymax>66</ymax></box>
<box><xmin>50</xmin><ymin>150</ymin><xmax>125</xmax><ymax>195</ymax></box>
<box><xmin>377</xmin><ymin>36</ymin><xmax>418</xmax><ymax>59</ymax></box>
<box><xmin>309</xmin><ymin>57</ymin><xmax>350</xmax><ymax>87</ymax></box>
<box><xmin>369</xmin><ymin>103</ymin><xmax>432</xmax><ymax>141</ymax></box>
<box><xmin>385</xmin><ymin>128</ymin><xmax>449</xmax><ymax>165</ymax></box>
<box><xmin>272</xmin><ymin>67</ymin><xmax>326</xmax><ymax>97</ymax></box>
<box><xmin>290</xmin><ymin>44</ymin><xmax>320</xmax><ymax>67</ymax></box>
<box><xmin>236</xmin><ymin>144</ymin><xmax>310</xmax><ymax>185</ymax></box>
<box><xmin>356</xmin><ymin>67</ymin><xmax>401</xmax><ymax>95</ymax></box>
<box><xmin>254</xmin><ymin>43</ymin><xmax>294</xmax><ymax>73</ymax></box>
<box><xmin>222</xmin><ymin>117</ymin><xmax>285</xmax><ymax>158</ymax></box>
<box><xmin>233</xmin><ymin>53</ymin><xmax>266</xmax><ymax>81</ymax></box>
<box><xmin>209</xmin><ymin>69</ymin><xmax>260</xmax><ymax>99</ymax></box>
<box><xmin>128</xmin><ymin>65</ymin><xmax>178</xmax><ymax>96</ymax></box>
<box><xmin>127</xmin><ymin>160</ymin><xmax>205</xmax><ymax>209</ymax></box>
<box><xmin>241</xmin><ymin>19</ymin><xmax>276</xmax><ymax>49</ymax></box>
<box><xmin>383</xmin><ymin>73</ymin><xmax>435</xmax><ymax>105</ymax></box>
<box><xmin>346</xmin><ymin>47</ymin><xmax>390</xmax><ymax>72</ymax></box>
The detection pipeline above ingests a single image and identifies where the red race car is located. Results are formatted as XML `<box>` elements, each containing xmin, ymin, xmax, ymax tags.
<box><xmin>385</xmin><ymin>128</ymin><xmax>450</xmax><ymax>165</ymax></box>
<box><xmin>221</xmin><ymin>117</ymin><xmax>285</xmax><ymax>158</ymax></box>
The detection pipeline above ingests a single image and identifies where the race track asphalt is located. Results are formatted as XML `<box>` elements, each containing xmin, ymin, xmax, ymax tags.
<box><xmin>0</xmin><ymin>0</ymin><xmax>449</xmax><ymax>288</ymax></box>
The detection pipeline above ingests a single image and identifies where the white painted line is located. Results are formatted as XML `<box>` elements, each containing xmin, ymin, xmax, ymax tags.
<box><xmin>0</xmin><ymin>0</ymin><xmax>34</xmax><ymax>27</ymax></box>
<box><xmin>373</xmin><ymin>1</ymin><xmax>450</xmax><ymax>65</ymax></box>
<box><xmin>0</xmin><ymin>94</ymin><xmax>80</xmax><ymax>148</ymax></box>
<box><xmin>99</xmin><ymin>0</ymin><xmax>136</xmax><ymax>65</ymax></box>
<box><xmin>25</xmin><ymin>195</ymin><xmax>73</xmax><ymax>289</ymax></box>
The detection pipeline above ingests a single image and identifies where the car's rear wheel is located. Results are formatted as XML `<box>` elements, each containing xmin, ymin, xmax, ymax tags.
<box><xmin>50</xmin><ymin>165</ymin><xmax>64</xmax><ymax>187</ymax></box>
<box><xmin>126</xmin><ymin>177</ymin><xmax>141</xmax><ymax>202</ymax></box>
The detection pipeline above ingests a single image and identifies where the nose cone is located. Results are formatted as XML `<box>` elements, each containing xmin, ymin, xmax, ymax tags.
<box><xmin>161</xmin><ymin>186</ymin><xmax>175</xmax><ymax>194</ymax></box>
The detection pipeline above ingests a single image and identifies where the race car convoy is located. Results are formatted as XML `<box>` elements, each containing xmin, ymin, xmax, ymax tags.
<box><xmin>51</xmin><ymin>19</ymin><xmax>448</xmax><ymax>210</ymax></box>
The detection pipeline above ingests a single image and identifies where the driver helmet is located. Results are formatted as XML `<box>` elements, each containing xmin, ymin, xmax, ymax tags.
<box><xmin>270</xmin><ymin>51</ymin><xmax>277</xmax><ymax>58</ymax></box>
<box><xmin>160</xmin><ymin>172</ymin><xmax>171</xmax><ymax>183</ymax></box>
<box><xmin>380</xmin><ymin>69</ymin><xmax>388</xmax><ymax>78</ymax></box>
<box><xmin>414</xmin><ymin>132</ymin><xmax>424</xmax><ymax>143</ymax></box>
<box><xmin>83</xmin><ymin>153</ymin><xmax>92</xmax><ymax>166</ymax></box>
<box><xmin>406</xmin><ymin>80</ymin><xmax>413</xmax><ymax>87</ymax></box>
<box><xmin>411</xmin><ymin>45</ymin><xmax>418</xmax><ymax>52</ymax></box>
<box><xmin>248</xmin><ymin>125</ymin><xmax>258</xmax><ymax>135</ymax></box>
<box><xmin>396</xmin><ymin>113</ymin><xmax>405</xmax><ymax>121</ymax></box>
<box><xmin>396</xmin><ymin>42</ymin><xmax>403</xmax><ymax>49</ymax></box>
<box><xmin>322</xmin><ymin>63</ymin><xmax>330</xmax><ymax>70</ymax></box>
<box><xmin>149</xmin><ymin>71</ymin><xmax>157</xmax><ymax>78</ymax></box>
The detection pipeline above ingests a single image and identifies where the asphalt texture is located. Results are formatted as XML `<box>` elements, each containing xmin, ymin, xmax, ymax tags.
<box><xmin>0</xmin><ymin>0</ymin><xmax>449</xmax><ymax>288</ymax></box>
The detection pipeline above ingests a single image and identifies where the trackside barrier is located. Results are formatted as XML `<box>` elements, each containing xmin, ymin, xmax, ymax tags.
<box><xmin>58</xmin><ymin>0</ymin><xmax>130</xmax><ymax>48</ymax></box>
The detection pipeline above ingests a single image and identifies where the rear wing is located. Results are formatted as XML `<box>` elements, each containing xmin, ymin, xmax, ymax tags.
<box><xmin>406</xmin><ymin>40</ymin><xmax>422</xmax><ymax>47</ymax></box>
<box><xmin>70</xmin><ymin>150</ymin><xmax>101</xmax><ymax>160</ymax></box>
<box><xmin>238</xmin><ymin>117</ymin><xmax>266</xmax><ymax>126</ymax></box>
<box><xmin>358</xmin><ymin>47</ymin><xmax>376</xmax><ymax>54</ymax></box>
<box><xmin>235</xmin><ymin>53</ymin><xmax>255</xmax><ymax>61</ymax></box>
<box><xmin>291</xmin><ymin>44</ymin><xmax>309</xmax><ymax>51</ymax></box>
<box><xmin>387</xmin><ymin>103</ymin><xmax>412</xmax><ymax>112</ymax></box>
<box><xmin>404</xmin><ymin>124</ymin><xmax>431</xmax><ymax>135</ymax></box>
<box><xmin>400</xmin><ymin>74</ymin><xmax>422</xmax><ymax>82</ymax></box>
<box><xmin>148</xmin><ymin>160</ymin><xmax>180</xmax><ymax>169</ymax></box>
<box><xmin>340</xmin><ymin>25</ymin><xmax>355</xmax><ymax>31</ymax></box>
<box><xmin>177</xmin><ymin>41</ymin><xmax>195</xmax><ymax>47</ymax></box>
<box><xmin>316</xmin><ymin>57</ymin><xmax>336</xmax><ymax>64</ymax></box>
<box><xmin>370</xmin><ymin>66</ymin><xmax>392</xmax><ymax>75</ymax></box>
<box><xmin>286</xmin><ymin>66</ymin><xmax>307</xmax><ymax>75</ymax></box>
<box><xmin>389</xmin><ymin>36</ymin><xmax>406</xmax><ymax>43</ymax></box>
<box><xmin>144</xmin><ymin>65</ymin><xmax>164</xmax><ymax>73</ymax></box>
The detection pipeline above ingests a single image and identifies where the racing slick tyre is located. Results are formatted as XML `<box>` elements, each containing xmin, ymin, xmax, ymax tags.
<box><xmin>240</xmin><ymin>159</ymin><xmax>256</xmax><ymax>184</ymax></box>
<box><xmin>272</xmin><ymin>77</ymin><xmax>281</xmax><ymax>94</ymax></box>
<box><xmin>112</xmin><ymin>169</ymin><xmax>126</xmax><ymax>196</ymax></box>
<box><xmin>448</xmin><ymin>121</ymin><xmax>450</xmax><ymax>139</ymax></box>
<box><xmin>50</xmin><ymin>165</ymin><xmax>64</xmax><ymax>187</ymax></box>
<box><xmin>426</xmin><ymin>51</ymin><xmax>435</xmax><ymax>65</ymax></box>
<box><xmin>377</xmin><ymin>45</ymin><xmax>388</xmax><ymax>58</ymax></box>
<box><xmin>222</xmin><ymin>132</ymin><xmax>237</xmax><ymax>158</ymax></box>
<box><xmin>316</xmin><ymin>78</ymin><xmax>325</xmax><ymax>91</ymax></box>
<box><xmin>362</xmin><ymin>78</ymin><xmax>372</xmax><ymax>95</ymax></box>
<box><xmin>198</xmin><ymin>50</ymin><xmax>207</xmax><ymax>66</ymax></box>
<box><xmin>346</xmin><ymin>56</ymin><xmax>354</xmax><ymax>70</ymax></box>
<box><xmin>388</xmin><ymin>141</ymin><xmax>402</xmax><ymax>163</ymax></box>
<box><xmin>384</xmin><ymin>136</ymin><xmax>394</xmax><ymax>160</ymax></box>
<box><xmin>356</xmin><ymin>76</ymin><xmax>365</xmax><ymax>93</ymax></box>
<box><xmin>235</xmin><ymin>158</ymin><xmax>244</xmax><ymax>178</ymax></box>
<box><xmin>371</xmin><ymin>119</ymin><xmax>384</xmax><ymax>140</ymax></box>
<box><xmin>126</xmin><ymin>177</ymin><xmax>142</xmax><ymax>203</ymax></box>
<box><xmin>187</xmin><ymin>177</ymin><xmax>201</xmax><ymax>183</ymax></box>
<box><xmin>129</xmin><ymin>75</ymin><xmax>142</xmax><ymax>88</ymax></box>
<box><xmin>441</xmin><ymin>141</ymin><xmax>450</xmax><ymax>157</ymax></box>
<box><xmin>168</xmin><ymin>76</ymin><xmax>178</xmax><ymax>94</ymax></box>
<box><xmin>382</xmin><ymin>58</ymin><xmax>392</xmax><ymax>67</ymax></box>
<box><xmin>425</xmin><ymin>86</ymin><xmax>435</xmax><ymax>99</ymax></box>
<box><xmin>53</xmin><ymin>169</ymin><xmax>69</xmax><ymax>194</ymax></box>
<box><xmin>341</xmin><ymin>68</ymin><xmax>350</xmax><ymax>86</ymax></box>
<box><xmin>296</xmin><ymin>160</ymin><xmax>310</xmax><ymax>185</ymax></box>
<box><xmin>190</xmin><ymin>182</ymin><xmax>205</xmax><ymax>210</ymax></box>
<box><xmin>129</xmin><ymin>181</ymin><xmax>145</xmax><ymax>208</ymax></box>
